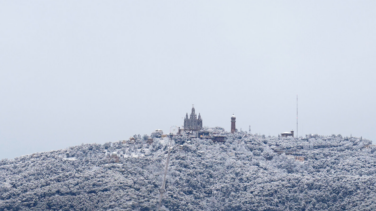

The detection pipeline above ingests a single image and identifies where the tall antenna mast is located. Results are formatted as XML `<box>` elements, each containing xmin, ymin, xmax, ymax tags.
<box><xmin>296</xmin><ymin>95</ymin><xmax>298</xmax><ymax>139</ymax></box>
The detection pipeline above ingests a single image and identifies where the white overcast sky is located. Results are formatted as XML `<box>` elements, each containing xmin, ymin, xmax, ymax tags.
<box><xmin>1</xmin><ymin>1</ymin><xmax>376</xmax><ymax>159</ymax></box>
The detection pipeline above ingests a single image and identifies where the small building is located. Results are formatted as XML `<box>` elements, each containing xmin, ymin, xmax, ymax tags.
<box><xmin>198</xmin><ymin>131</ymin><xmax>210</xmax><ymax>139</ymax></box>
<box><xmin>155</xmin><ymin>129</ymin><xmax>163</xmax><ymax>134</ymax></box>
<box><xmin>212</xmin><ymin>135</ymin><xmax>226</xmax><ymax>143</ymax></box>
<box><xmin>151</xmin><ymin>129</ymin><xmax>163</xmax><ymax>138</ymax></box>
<box><xmin>281</xmin><ymin>131</ymin><xmax>294</xmax><ymax>137</ymax></box>
<box><xmin>178</xmin><ymin>127</ymin><xmax>183</xmax><ymax>135</ymax></box>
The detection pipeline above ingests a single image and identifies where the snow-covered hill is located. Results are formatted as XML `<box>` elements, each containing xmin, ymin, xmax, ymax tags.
<box><xmin>1</xmin><ymin>131</ymin><xmax>375</xmax><ymax>210</ymax></box>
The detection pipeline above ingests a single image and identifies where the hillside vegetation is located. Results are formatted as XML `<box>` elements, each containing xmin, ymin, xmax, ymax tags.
<box><xmin>1</xmin><ymin>131</ymin><xmax>375</xmax><ymax>210</ymax></box>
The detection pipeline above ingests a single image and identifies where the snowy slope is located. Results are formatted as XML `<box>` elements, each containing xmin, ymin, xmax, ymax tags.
<box><xmin>0</xmin><ymin>132</ymin><xmax>375</xmax><ymax>210</ymax></box>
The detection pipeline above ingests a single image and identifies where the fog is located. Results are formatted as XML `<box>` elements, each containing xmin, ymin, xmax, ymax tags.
<box><xmin>1</xmin><ymin>1</ymin><xmax>375</xmax><ymax>159</ymax></box>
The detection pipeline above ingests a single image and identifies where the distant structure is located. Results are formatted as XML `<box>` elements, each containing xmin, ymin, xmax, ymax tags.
<box><xmin>198</xmin><ymin>131</ymin><xmax>210</xmax><ymax>139</ymax></box>
<box><xmin>296</xmin><ymin>95</ymin><xmax>298</xmax><ymax>138</ymax></box>
<box><xmin>231</xmin><ymin>114</ymin><xmax>236</xmax><ymax>133</ymax></box>
<box><xmin>184</xmin><ymin>106</ymin><xmax>202</xmax><ymax>131</ymax></box>
<box><xmin>213</xmin><ymin>135</ymin><xmax>226</xmax><ymax>142</ymax></box>
<box><xmin>281</xmin><ymin>130</ymin><xmax>294</xmax><ymax>137</ymax></box>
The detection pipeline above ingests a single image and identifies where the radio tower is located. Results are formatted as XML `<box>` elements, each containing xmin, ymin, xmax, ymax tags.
<box><xmin>296</xmin><ymin>95</ymin><xmax>298</xmax><ymax>139</ymax></box>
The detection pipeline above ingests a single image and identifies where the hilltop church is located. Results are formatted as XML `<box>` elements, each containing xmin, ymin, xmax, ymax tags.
<box><xmin>184</xmin><ymin>106</ymin><xmax>202</xmax><ymax>131</ymax></box>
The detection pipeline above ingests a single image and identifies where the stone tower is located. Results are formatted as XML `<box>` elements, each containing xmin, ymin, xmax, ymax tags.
<box><xmin>231</xmin><ymin>114</ymin><xmax>236</xmax><ymax>133</ymax></box>
<box><xmin>184</xmin><ymin>106</ymin><xmax>202</xmax><ymax>131</ymax></box>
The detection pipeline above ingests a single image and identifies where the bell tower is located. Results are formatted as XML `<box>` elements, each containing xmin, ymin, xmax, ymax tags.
<box><xmin>231</xmin><ymin>114</ymin><xmax>236</xmax><ymax>133</ymax></box>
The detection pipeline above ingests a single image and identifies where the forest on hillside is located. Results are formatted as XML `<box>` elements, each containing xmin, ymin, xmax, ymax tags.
<box><xmin>1</xmin><ymin>131</ymin><xmax>375</xmax><ymax>211</ymax></box>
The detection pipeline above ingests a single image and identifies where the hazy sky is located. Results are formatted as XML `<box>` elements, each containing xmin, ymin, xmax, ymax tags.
<box><xmin>1</xmin><ymin>1</ymin><xmax>376</xmax><ymax>159</ymax></box>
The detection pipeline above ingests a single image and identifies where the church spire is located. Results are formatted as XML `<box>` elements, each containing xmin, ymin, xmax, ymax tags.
<box><xmin>184</xmin><ymin>105</ymin><xmax>202</xmax><ymax>131</ymax></box>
